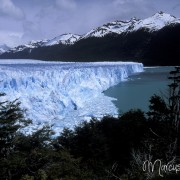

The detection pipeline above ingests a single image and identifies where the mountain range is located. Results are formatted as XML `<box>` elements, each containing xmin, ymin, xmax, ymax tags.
<box><xmin>0</xmin><ymin>12</ymin><xmax>180</xmax><ymax>66</ymax></box>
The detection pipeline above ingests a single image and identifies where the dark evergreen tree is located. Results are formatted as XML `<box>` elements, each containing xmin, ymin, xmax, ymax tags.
<box><xmin>168</xmin><ymin>67</ymin><xmax>180</xmax><ymax>157</ymax></box>
<box><xmin>129</xmin><ymin>67</ymin><xmax>180</xmax><ymax>179</ymax></box>
<box><xmin>0</xmin><ymin>93</ymin><xmax>31</xmax><ymax>180</ymax></box>
<box><xmin>168</xmin><ymin>67</ymin><xmax>180</xmax><ymax>131</ymax></box>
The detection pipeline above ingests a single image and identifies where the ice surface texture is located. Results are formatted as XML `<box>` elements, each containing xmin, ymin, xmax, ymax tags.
<box><xmin>0</xmin><ymin>60</ymin><xmax>143</xmax><ymax>133</ymax></box>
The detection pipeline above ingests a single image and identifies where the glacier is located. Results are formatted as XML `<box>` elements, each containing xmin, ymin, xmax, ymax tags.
<box><xmin>0</xmin><ymin>60</ymin><xmax>143</xmax><ymax>134</ymax></box>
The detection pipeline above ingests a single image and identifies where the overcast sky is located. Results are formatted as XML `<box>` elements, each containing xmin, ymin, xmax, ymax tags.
<box><xmin>0</xmin><ymin>0</ymin><xmax>180</xmax><ymax>47</ymax></box>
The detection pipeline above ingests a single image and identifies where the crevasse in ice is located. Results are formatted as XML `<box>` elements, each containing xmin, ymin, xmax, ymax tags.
<box><xmin>0</xmin><ymin>60</ymin><xmax>143</xmax><ymax>133</ymax></box>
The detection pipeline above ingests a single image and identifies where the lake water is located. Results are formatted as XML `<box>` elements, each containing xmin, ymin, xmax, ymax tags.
<box><xmin>104</xmin><ymin>66</ymin><xmax>174</xmax><ymax>113</ymax></box>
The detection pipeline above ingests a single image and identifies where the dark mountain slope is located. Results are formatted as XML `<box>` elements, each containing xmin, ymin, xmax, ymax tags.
<box><xmin>1</xmin><ymin>12</ymin><xmax>180</xmax><ymax>66</ymax></box>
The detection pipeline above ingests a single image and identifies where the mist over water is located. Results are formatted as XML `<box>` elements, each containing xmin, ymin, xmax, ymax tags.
<box><xmin>104</xmin><ymin>66</ymin><xmax>174</xmax><ymax>113</ymax></box>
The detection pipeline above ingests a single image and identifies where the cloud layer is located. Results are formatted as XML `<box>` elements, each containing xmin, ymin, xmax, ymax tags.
<box><xmin>0</xmin><ymin>0</ymin><xmax>24</xmax><ymax>19</ymax></box>
<box><xmin>0</xmin><ymin>0</ymin><xmax>180</xmax><ymax>47</ymax></box>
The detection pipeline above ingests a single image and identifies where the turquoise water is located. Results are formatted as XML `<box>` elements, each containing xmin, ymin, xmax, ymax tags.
<box><xmin>104</xmin><ymin>66</ymin><xmax>174</xmax><ymax>113</ymax></box>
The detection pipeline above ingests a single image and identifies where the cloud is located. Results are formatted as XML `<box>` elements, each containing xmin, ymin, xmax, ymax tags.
<box><xmin>21</xmin><ymin>20</ymin><xmax>43</xmax><ymax>42</ymax></box>
<box><xmin>55</xmin><ymin>0</ymin><xmax>77</xmax><ymax>10</ymax></box>
<box><xmin>1</xmin><ymin>0</ymin><xmax>180</xmax><ymax>47</ymax></box>
<box><xmin>111</xmin><ymin>0</ymin><xmax>155</xmax><ymax>19</ymax></box>
<box><xmin>0</xmin><ymin>0</ymin><xmax>24</xmax><ymax>20</ymax></box>
<box><xmin>0</xmin><ymin>30</ymin><xmax>22</xmax><ymax>47</ymax></box>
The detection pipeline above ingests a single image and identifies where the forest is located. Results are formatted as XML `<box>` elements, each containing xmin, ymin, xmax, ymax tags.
<box><xmin>0</xmin><ymin>67</ymin><xmax>179</xmax><ymax>180</ymax></box>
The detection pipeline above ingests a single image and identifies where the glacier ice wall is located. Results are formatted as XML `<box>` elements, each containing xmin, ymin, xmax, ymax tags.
<box><xmin>0</xmin><ymin>60</ymin><xmax>143</xmax><ymax>133</ymax></box>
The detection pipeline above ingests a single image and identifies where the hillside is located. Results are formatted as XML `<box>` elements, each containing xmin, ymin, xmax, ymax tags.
<box><xmin>0</xmin><ymin>12</ymin><xmax>180</xmax><ymax>66</ymax></box>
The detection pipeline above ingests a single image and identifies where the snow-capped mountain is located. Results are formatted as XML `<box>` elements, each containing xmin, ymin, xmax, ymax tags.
<box><xmin>10</xmin><ymin>40</ymin><xmax>48</xmax><ymax>53</ymax></box>
<box><xmin>0</xmin><ymin>60</ymin><xmax>143</xmax><ymax>133</ymax></box>
<box><xmin>82</xmin><ymin>18</ymin><xmax>137</xmax><ymax>38</ymax></box>
<box><xmin>8</xmin><ymin>34</ymin><xmax>81</xmax><ymax>53</ymax></box>
<box><xmin>82</xmin><ymin>12</ymin><xmax>180</xmax><ymax>38</ymax></box>
<box><xmin>0</xmin><ymin>44</ymin><xmax>10</xmax><ymax>54</ymax></box>
<box><xmin>0</xmin><ymin>12</ymin><xmax>180</xmax><ymax>66</ymax></box>
<box><xmin>129</xmin><ymin>12</ymin><xmax>177</xmax><ymax>31</ymax></box>
<box><xmin>4</xmin><ymin>12</ymin><xmax>180</xmax><ymax>54</ymax></box>
<box><xmin>44</xmin><ymin>33</ymin><xmax>81</xmax><ymax>46</ymax></box>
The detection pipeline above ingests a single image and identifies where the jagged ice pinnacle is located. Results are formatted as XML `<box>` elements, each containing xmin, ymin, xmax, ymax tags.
<box><xmin>0</xmin><ymin>60</ymin><xmax>143</xmax><ymax>133</ymax></box>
